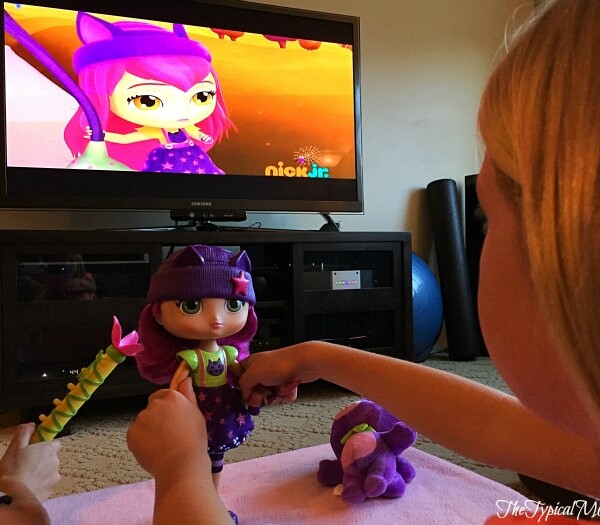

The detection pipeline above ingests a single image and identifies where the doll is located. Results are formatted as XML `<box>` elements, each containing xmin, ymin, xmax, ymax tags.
<box><xmin>64</xmin><ymin>12</ymin><xmax>235</xmax><ymax>173</ymax></box>
<box><xmin>318</xmin><ymin>399</ymin><xmax>417</xmax><ymax>503</ymax></box>
<box><xmin>135</xmin><ymin>244</ymin><xmax>257</xmax><ymax>502</ymax></box>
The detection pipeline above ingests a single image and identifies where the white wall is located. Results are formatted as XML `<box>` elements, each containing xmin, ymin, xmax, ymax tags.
<box><xmin>1</xmin><ymin>0</ymin><xmax>532</xmax><ymax>257</ymax></box>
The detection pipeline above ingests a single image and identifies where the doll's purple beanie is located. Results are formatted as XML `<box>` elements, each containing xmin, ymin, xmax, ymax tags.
<box><xmin>146</xmin><ymin>244</ymin><xmax>255</xmax><ymax>305</ymax></box>
<box><xmin>73</xmin><ymin>12</ymin><xmax>212</xmax><ymax>73</ymax></box>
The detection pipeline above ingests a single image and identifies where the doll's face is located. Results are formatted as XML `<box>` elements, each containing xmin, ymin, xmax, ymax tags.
<box><xmin>109</xmin><ymin>71</ymin><xmax>218</xmax><ymax>129</ymax></box>
<box><xmin>156</xmin><ymin>297</ymin><xmax>249</xmax><ymax>341</ymax></box>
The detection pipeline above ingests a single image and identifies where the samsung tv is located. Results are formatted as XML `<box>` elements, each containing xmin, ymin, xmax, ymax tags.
<box><xmin>1</xmin><ymin>0</ymin><xmax>362</xmax><ymax>220</ymax></box>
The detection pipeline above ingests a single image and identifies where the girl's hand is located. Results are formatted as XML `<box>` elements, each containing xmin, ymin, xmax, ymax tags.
<box><xmin>0</xmin><ymin>423</ymin><xmax>61</xmax><ymax>503</ymax></box>
<box><xmin>127</xmin><ymin>378</ymin><xmax>209</xmax><ymax>478</ymax></box>
<box><xmin>238</xmin><ymin>344</ymin><xmax>319</xmax><ymax>410</ymax></box>
<box><xmin>243</xmin><ymin>382</ymin><xmax>300</xmax><ymax>415</ymax></box>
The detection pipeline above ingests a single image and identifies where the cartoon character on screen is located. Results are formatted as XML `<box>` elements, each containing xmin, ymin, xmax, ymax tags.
<box><xmin>135</xmin><ymin>245</ymin><xmax>257</xmax><ymax>497</ymax></box>
<box><xmin>64</xmin><ymin>12</ymin><xmax>235</xmax><ymax>174</ymax></box>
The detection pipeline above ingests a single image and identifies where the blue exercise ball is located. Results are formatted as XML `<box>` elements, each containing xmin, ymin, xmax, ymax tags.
<box><xmin>412</xmin><ymin>253</ymin><xmax>443</xmax><ymax>362</ymax></box>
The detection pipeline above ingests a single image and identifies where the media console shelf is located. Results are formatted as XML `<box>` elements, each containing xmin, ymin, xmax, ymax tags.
<box><xmin>0</xmin><ymin>229</ymin><xmax>412</xmax><ymax>410</ymax></box>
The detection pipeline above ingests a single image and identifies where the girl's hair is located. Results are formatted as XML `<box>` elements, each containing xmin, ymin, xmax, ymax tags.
<box><xmin>478</xmin><ymin>0</ymin><xmax>600</xmax><ymax>408</ymax></box>
<box><xmin>64</xmin><ymin>19</ymin><xmax>235</xmax><ymax>171</ymax></box>
<box><xmin>135</xmin><ymin>244</ymin><xmax>258</xmax><ymax>384</ymax></box>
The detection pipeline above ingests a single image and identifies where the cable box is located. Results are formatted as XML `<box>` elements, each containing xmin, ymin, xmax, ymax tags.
<box><xmin>303</xmin><ymin>270</ymin><xmax>373</xmax><ymax>291</ymax></box>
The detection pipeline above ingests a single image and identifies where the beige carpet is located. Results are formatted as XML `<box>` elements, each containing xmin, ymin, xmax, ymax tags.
<box><xmin>0</xmin><ymin>353</ymin><xmax>528</xmax><ymax>498</ymax></box>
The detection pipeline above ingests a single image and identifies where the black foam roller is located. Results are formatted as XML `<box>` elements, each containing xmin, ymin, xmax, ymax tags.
<box><xmin>426</xmin><ymin>178</ymin><xmax>483</xmax><ymax>360</ymax></box>
<box><xmin>464</xmin><ymin>174</ymin><xmax>488</xmax><ymax>356</ymax></box>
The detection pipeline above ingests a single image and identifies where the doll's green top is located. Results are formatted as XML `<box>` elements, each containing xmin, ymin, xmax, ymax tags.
<box><xmin>176</xmin><ymin>345</ymin><xmax>238</xmax><ymax>388</ymax></box>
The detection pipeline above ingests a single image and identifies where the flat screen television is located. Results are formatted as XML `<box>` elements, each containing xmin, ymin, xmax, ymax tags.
<box><xmin>1</xmin><ymin>0</ymin><xmax>362</xmax><ymax>219</ymax></box>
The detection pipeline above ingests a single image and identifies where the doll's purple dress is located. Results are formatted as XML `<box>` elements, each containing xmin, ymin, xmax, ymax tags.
<box><xmin>142</xmin><ymin>129</ymin><xmax>225</xmax><ymax>175</ymax></box>
<box><xmin>176</xmin><ymin>345</ymin><xmax>253</xmax><ymax>454</ymax></box>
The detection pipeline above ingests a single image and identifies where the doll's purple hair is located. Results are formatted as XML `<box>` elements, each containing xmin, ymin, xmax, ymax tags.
<box><xmin>64</xmin><ymin>13</ymin><xmax>235</xmax><ymax>170</ymax></box>
<box><xmin>136</xmin><ymin>245</ymin><xmax>257</xmax><ymax>384</ymax></box>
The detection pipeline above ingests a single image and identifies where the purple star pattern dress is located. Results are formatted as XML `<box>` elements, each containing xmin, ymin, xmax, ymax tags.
<box><xmin>176</xmin><ymin>345</ymin><xmax>254</xmax><ymax>456</ymax></box>
<box><xmin>142</xmin><ymin>128</ymin><xmax>225</xmax><ymax>174</ymax></box>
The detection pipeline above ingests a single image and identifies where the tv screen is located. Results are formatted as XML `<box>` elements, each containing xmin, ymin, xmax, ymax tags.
<box><xmin>1</xmin><ymin>0</ymin><xmax>362</xmax><ymax>214</ymax></box>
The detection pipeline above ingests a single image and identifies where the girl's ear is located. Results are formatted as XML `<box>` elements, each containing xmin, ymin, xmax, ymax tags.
<box><xmin>152</xmin><ymin>303</ymin><xmax>164</xmax><ymax>325</ymax></box>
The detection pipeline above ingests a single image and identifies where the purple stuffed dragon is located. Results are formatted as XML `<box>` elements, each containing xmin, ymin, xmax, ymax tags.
<box><xmin>317</xmin><ymin>399</ymin><xmax>417</xmax><ymax>503</ymax></box>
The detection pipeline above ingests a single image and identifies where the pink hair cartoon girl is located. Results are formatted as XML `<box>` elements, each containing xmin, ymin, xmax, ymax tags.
<box><xmin>64</xmin><ymin>13</ymin><xmax>235</xmax><ymax>174</ymax></box>
<box><xmin>135</xmin><ymin>244</ymin><xmax>257</xmax><ymax>515</ymax></box>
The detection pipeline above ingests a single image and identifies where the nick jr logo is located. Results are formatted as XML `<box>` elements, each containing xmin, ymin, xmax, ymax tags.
<box><xmin>265</xmin><ymin>162</ymin><xmax>330</xmax><ymax>178</ymax></box>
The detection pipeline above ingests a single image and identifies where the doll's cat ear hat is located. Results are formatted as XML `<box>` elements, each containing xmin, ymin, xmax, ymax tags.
<box><xmin>146</xmin><ymin>244</ymin><xmax>256</xmax><ymax>305</ymax></box>
<box><xmin>73</xmin><ymin>12</ymin><xmax>211</xmax><ymax>73</ymax></box>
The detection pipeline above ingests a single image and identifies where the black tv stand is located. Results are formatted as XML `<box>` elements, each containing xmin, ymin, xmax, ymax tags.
<box><xmin>0</xmin><ymin>229</ymin><xmax>413</xmax><ymax>410</ymax></box>
<box><xmin>319</xmin><ymin>213</ymin><xmax>341</xmax><ymax>232</ymax></box>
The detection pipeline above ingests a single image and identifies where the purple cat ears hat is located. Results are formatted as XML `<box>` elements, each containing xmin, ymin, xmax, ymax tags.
<box><xmin>146</xmin><ymin>244</ymin><xmax>256</xmax><ymax>305</ymax></box>
<box><xmin>73</xmin><ymin>12</ymin><xmax>212</xmax><ymax>73</ymax></box>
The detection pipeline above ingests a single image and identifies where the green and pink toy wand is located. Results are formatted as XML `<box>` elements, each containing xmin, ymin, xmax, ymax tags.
<box><xmin>30</xmin><ymin>317</ymin><xmax>142</xmax><ymax>443</ymax></box>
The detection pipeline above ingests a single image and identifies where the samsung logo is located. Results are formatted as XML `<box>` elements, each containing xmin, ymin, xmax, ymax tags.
<box><xmin>190</xmin><ymin>201</ymin><xmax>213</xmax><ymax>207</ymax></box>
